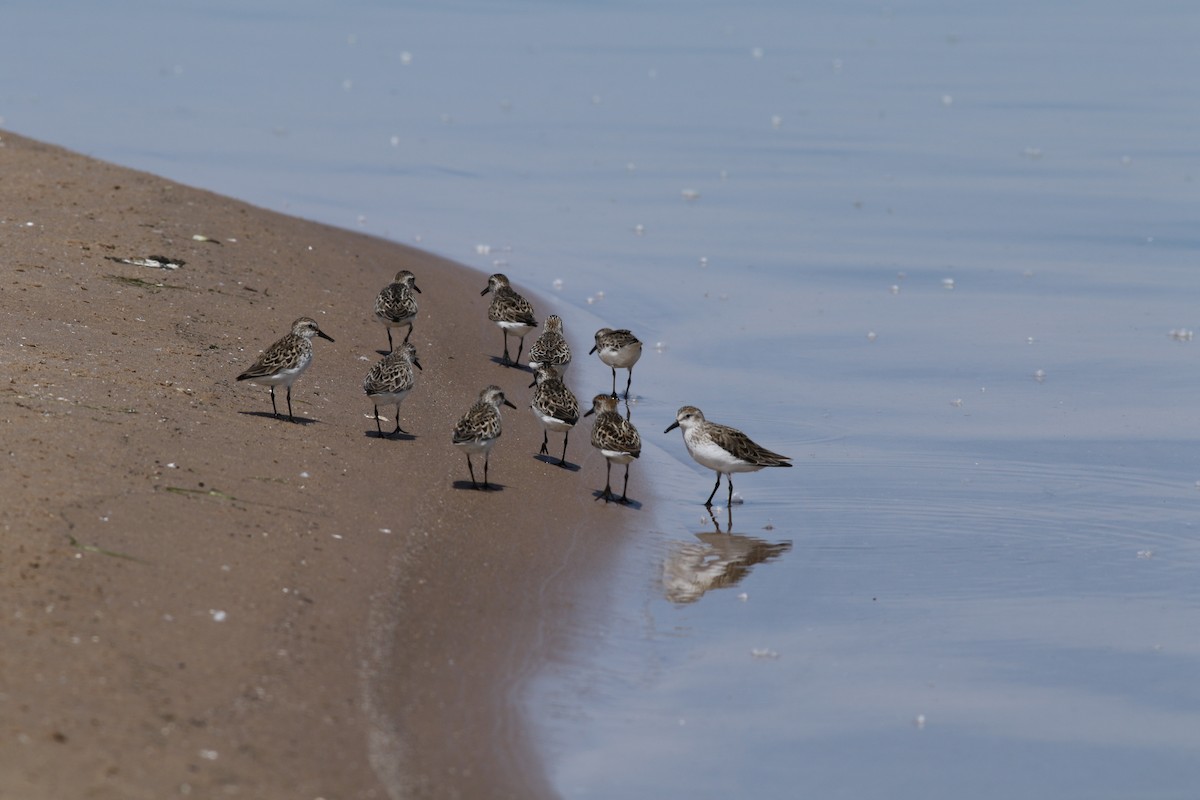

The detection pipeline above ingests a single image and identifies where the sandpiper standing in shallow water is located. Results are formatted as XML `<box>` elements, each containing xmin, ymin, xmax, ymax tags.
<box><xmin>528</xmin><ymin>314</ymin><xmax>572</xmax><ymax>377</ymax></box>
<box><xmin>665</xmin><ymin>405</ymin><xmax>792</xmax><ymax>507</ymax></box>
<box><xmin>236</xmin><ymin>317</ymin><xmax>335</xmax><ymax>423</ymax></box>
<box><xmin>590</xmin><ymin>327</ymin><xmax>642</xmax><ymax>399</ymax></box>
<box><xmin>373</xmin><ymin>269</ymin><xmax>421</xmax><ymax>352</ymax></box>
<box><xmin>481</xmin><ymin>273</ymin><xmax>537</xmax><ymax>367</ymax></box>
<box><xmin>529</xmin><ymin>364</ymin><xmax>580</xmax><ymax>467</ymax></box>
<box><xmin>453</xmin><ymin>385</ymin><xmax>517</xmax><ymax>490</ymax></box>
<box><xmin>363</xmin><ymin>341</ymin><xmax>422</xmax><ymax>438</ymax></box>
<box><xmin>586</xmin><ymin>393</ymin><xmax>642</xmax><ymax>504</ymax></box>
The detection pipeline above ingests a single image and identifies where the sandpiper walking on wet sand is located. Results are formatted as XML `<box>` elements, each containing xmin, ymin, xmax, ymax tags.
<box><xmin>481</xmin><ymin>273</ymin><xmax>537</xmax><ymax>367</ymax></box>
<box><xmin>453</xmin><ymin>385</ymin><xmax>517</xmax><ymax>490</ymax></box>
<box><xmin>363</xmin><ymin>341</ymin><xmax>422</xmax><ymax>438</ymax></box>
<box><xmin>590</xmin><ymin>327</ymin><xmax>642</xmax><ymax>399</ymax></box>
<box><xmin>586</xmin><ymin>393</ymin><xmax>642</xmax><ymax>503</ymax></box>
<box><xmin>528</xmin><ymin>314</ymin><xmax>572</xmax><ymax>377</ymax></box>
<box><xmin>373</xmin><ymin>269</ymin><xmax>421</xmax><ymax>352</ymax></box>
<box><xmin>236</xmin><ymin>316</ymin><xmax>334</xmax><ymax>423</ymax></box>
<box><xmin>665</xmin><ymin>405</ymin><xmax>792</xmax><ymax>507</ymax></box>
<box><xmin>529</xmin><ymin>364</ymin><xmax>580</xmax><ymax>467</ymax></box>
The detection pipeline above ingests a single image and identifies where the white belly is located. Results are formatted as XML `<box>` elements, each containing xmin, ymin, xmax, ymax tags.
<box><xmin>601</xmin><ymin>449</ymin><xmax>637</xmax><ymax>465</ymax></box>
<box><xmin>686</xmin><ymin>436</ymin><xmax>762</xmax><ymax>474</ymax></box>
<box><xmin>498</xmin><ymin>320</ymin><xmax>535</xmax><ymax>336</ymax></box>
<box><xmin>455</xmin><ymin>436</ymin><xmax>498</xmax><ymax>456</ymax></box>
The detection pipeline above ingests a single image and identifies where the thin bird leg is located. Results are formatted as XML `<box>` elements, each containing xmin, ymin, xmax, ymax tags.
<box><xmin>610</xmin><ymin>367</ymin><xmax>617</xmax><ymax>396</ymax></box>
<box><xmin>540</xmin><ymin>431</ymin><xmax>550</xmax><ymax>456</ymax></box>
<box><xmin>705</xmin><ymin>473</ymin><xmax>722</xmax><ymax>507</ymax></box>
<box><xmin>466</xmin><ymin>455</ymin><xmax>478</xmax><ymax>489</ymax></box>
<box><xmin>514</xmin><ymin>336</ymin><xmax>525</xmax><ymax>366</ymax></box>
<box><xmin>559</xmin><ymin>431</ymin><xmax>569</xmax><ymax>467</ymax></box>
<box><xmin>597</xmin><ymin>461</ymin><xmax>614</xmax><ymax>502</ymax></box>
<box><xmin>374</xmin><ymin>405</ymin><xmax>383</xmax><ymax>435</ymax></box>
<box><xmin>482</xmin><ymin>453</ymin><xmax>491</xmax><ymax>490</ymax></box>
<box><xmin>392</xmin><ymin>409</ymin><xmax>407</xmax><ymax>437</ymax></box>
<box><xmin>727</xmin><ymin>476</ymin><xmax>735</xmax><ymax>507</ymax></box>
<box><xmin>624</xmin><ymin>368</ymin><xmax>634</xmax><ymax>400</ymax></box>
<box><xmin>269</xmin><ymin>386</ymin><xmax>280</xmax><ymax>419</ymax></box>
<box><xmin>403</xmin><ymin>324</ymin><xmax>412</xmax><ymax>344</ymax></box>
<box><xmin>387</xmin><ymin>328</ymin><xmax>394</xmax><ymax>353</ymax></box>
<box><xmin>620</xmin><ymin>464</ymin><xmax>631</xmax><ymax>504</ymax></box>
<box><xmin>501</xmin><ymin>331</ymin><xmax>512</xmax><ymax>364</ymax></box>
<box><xmin>286</xmin><ymin>386</ymin><xmax>296</xmax><ymax>423</ymax></box>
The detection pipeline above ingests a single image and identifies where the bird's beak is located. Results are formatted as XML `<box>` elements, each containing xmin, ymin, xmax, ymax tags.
<box><xmin>664</xmin><ymin>420</ymin><xmax>679</xmax><ymax>434</ymax></box>
<box><xmin>503</xmin><ymin>399</ymin><xmax>517</xmax><ymax>409</ymax></box>
<box><xmin>413</xmin><ymin>358</ymin><xmax>423</xmax><ymax>371</ymax></box>
<box><xmin>317</xmin><ymin>330</ymin><xmax>335</xmax><ymax>343</ymax></box>
<box><xmin>480</xmin><ymin>285</ymin><xmax>490</xmax><ymax>296</ymax></box>
<box><xmin>588</xmin><ymin>344</ymin><xmax>597</xmax><ymax>354</ymax></box>
<box><xmin>584</xmin><ymin>408</ymin><xmax>595</xmax><ymax>418</ymax></box>
<box><xmin>413</xmin><ymin>284</ymin><xmax>422</xmax><ymax>294</ymax></box>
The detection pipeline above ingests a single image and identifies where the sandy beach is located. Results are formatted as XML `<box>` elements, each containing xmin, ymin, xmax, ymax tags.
<box><xmin>0</xmin><ymin>131</ymin><xmax>636</xmax><ymax>799</ymax></box>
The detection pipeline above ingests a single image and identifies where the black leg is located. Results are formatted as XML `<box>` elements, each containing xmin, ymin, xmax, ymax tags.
<box><xmin>269</xmin><ymin>386</ymin><xmax>280</xmax><ymax>419</ymax></box>
<box><xmin>540</xmin><ymin>431</ymin><xmax>549</xmax><ymax>456</ymax></box>
<box><xmin>387</xmin><ymin>327</ymin><xmax>394</xmax><ymax>353</ymax></box>
<box><xmin>502</xmin><ymin>331</ymin><xmax>511</xmax><ymax>364</ymax></box>
<box><xmin>727</xmin><ymin>476</ymin><xmax>735</xmax><ymax>507</ymax></box>
<box><xmin>704</xmin><ymin>473</ymin><xmax>722</xmax><ymax>507</ymax></box>
<box><xmin>403</xmin><ymin>324</ymin><xmax>412</xmax><ymax>344</ymax></box>
<box><xmin>620</xmin><ymin>463</ymin><xmax>631</xmax><ymax>504</ymax></box>
<box><xmin>286</xmin><ymin>386</ymin><xmax>296</xmax><ymax>423</ymax></box>
<box><xmin>514</xmin><ymin>335</ymin><xmax>525</xmax><ymax>366</ymax></box>
<box><xmin>482</xmin><ymin>453</ymin><xmax>491</xmax><ymax>490</ymax></box>
<box><xmin>374</xmin><ymin>404</ymin><xmax>383</xmax><ymax>435</ymax></box>
<box><xmin>610</xmin><ymin>367</ymin><xmax>617</xmax><ymax>396</ymax></box>
<box><xmin>624</xmin><ymin>368</ymin><xmax>633</xmax><ymax>400</ymax></box>
<box><xmin>466</xmin><ymin>455</ymin><xmax>478</xmax><ymax>489</ymax></box>
<box><xmin>597</xmin><ymin>461</ymin><xmax>614</xmax><ymax>502</ymax></box>
<box><xmin>558</xmin><ymin>431</ymin><xmax>569</xmax><ymax>467</ymax></box>
<box><xmin>391</xmin><ymin>408</ymin><xmax>408</xmax><ymax>438</ymax></box>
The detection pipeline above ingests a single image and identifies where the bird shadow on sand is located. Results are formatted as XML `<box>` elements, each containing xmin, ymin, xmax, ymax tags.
<box><xmin>487</xmin><ymin>355</ymin><xmax>533</xmax><ymax>372</ymax></box>
<box><xmin>238</xmin><ymin>410</ymin><xmax>321</xmax><ymax>426</ymax></box>
<box><xmin>533</xmin><ymin>455</ymin><xmax>581</xmax><ymax>472</ymax></box>
<box><xmin>451</xmin><ymin>480</ymin><xmax>509</xmax><ymax>492</ymax></box>
<box><xmin>590</xmin><ymin>490</ymin><xmax>643</xmax><ymax>510</ymax></box>
<box><xmin>365</xmin><ymin>429</ymin><xmax>417</xmax><ymax>441</ymax></box>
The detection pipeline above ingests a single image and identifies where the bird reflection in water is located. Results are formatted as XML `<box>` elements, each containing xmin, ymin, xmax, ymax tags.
<box><xmin>662</xmin><ymin>508</ymin><xmax>792</xmax><ymax>604</ymax></box>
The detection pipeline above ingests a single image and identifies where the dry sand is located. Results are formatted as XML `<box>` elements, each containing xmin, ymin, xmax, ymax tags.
<box><xmin>0</xmin><ymin>131</ymin><xmax>640</xmax><ymax>798</ymax></box>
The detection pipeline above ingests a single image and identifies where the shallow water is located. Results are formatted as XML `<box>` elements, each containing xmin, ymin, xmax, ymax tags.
<box><xmin>5</xmin><ymin>0</ymin><xmax>1200</xmax><ymax>797</ymax></box>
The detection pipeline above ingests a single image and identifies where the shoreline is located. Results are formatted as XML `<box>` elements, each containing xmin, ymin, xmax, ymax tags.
<box><xmin>0</xmin><ymin>131</ymin><xmax>638</xmax><ymax>798</ymax></box>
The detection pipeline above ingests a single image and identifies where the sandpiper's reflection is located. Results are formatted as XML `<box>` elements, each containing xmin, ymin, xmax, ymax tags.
<box><xmin>662</xmin><ymin>510</ymin><xmax>792</xmax><ymax>604</ymax></box>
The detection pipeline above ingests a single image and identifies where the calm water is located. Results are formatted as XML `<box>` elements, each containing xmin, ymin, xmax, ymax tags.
<box><xmin>5</xmin><ymin>1</ymin><xmax>1200</xmax><ymax>797</ymax></box>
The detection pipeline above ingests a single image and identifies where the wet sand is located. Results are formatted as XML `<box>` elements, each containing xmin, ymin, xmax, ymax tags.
<box><xmin>0</xmin><ymin>131</ymin><xmax>636</xmax><ymax>798</ymax></box>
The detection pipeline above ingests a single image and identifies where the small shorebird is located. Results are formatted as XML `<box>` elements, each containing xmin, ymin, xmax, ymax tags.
<box><xmin>528</xmin><ymin>314</ymin><xmax>572</xmax><ymax>377</ymax></box>
<box><xmin>529</xmin><ymin>364</ymin><xmax>580</xmax><ymax>467</ymax></box>
<box><xmin>373</xmin><ymin>269</ymin><xmax>421</xmax><ymax>352</ymax></box>
<box><xmin>452</xmin><ymin>385</ymin><xmax>517</xmax><ymax>490</ymax></box>
<box><xmin>236</xmin><ymin>316</ymin><xmax>334</xmax><ymax>422</ymax></box>
<box><xmin>590</xmin><ymin>327</ymin><xmax>642</xmax><ymax>399</ymax></box>
<box><xmin>586</xmin><ymin>393</ymin><xmax>642</xmax><ymax>504</ymax></box>
<box><xmin>481</xmin><ymin>273</ymin><xmax>537</xmax><ymax>367</ymax></box>
<box><xmin>363</xmin><ymin>341</ymin><xmax>422</xmax><ymax>438</ymax></box>
<box><xmin>665</xmin><ymin>406</ymin><xmax>792</xmax><ymax>507</ymax></box>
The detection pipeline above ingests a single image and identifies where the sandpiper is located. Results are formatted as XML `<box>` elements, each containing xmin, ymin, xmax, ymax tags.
<box><xmin>452</xmin><ymin>385</ymin><xmax>517</xmax><ymax>490</ymax></box>
<box><xmin>363</xmin><ymin>341</ymin><xmax>422</xmax><ymax>438</ymax></box>
<box><xmin>590</xmin><ymin>327</ymin><xmax>642</xmax><ymax>399</ymax></box>
<box><xmin>529</xmin><ymin>364</ymin><xmax>580</xmax><ymax>467</ymax></box>
<box><xmin>665</xmin><ymin>405</ymin><xmax>792</xmax><ymax>507</ymax></box>
<box><xmin>481</xmin><ymin>273</ymin><xmax>537</xmax><ymax>367</ymax></box>
<box><xmin>373</xmin><ymin>269</ymin><xmax>421</xmax><ymax>352</ymax></box>
<box><xmin>528</xmin><ymin>314</ymin><xmax>572</xmax><ymax>377</ymax></box>
<box><xmin>236</xmin><ymin>317</ymin><xmax>334</xmax><ymax>422</ymax></box>
<box><xmin>586</xmin><ymin>393</ymin><xmax>642</xmax><ymax>503</ymax></box>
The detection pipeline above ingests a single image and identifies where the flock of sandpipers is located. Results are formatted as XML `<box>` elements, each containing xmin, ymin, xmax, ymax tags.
<box><xmin>235</xmin><ymin>270</ymin><xmax>792</xmax><ymax>506</ymax></box>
